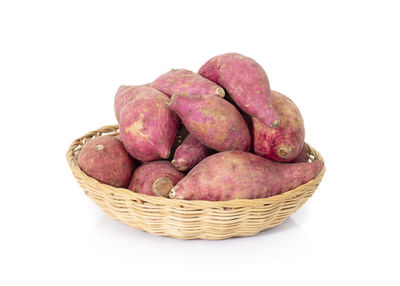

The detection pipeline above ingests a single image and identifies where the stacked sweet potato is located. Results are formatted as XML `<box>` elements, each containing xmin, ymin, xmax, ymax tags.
<box><xmin>78</xmin><ymin>53</ymin><xmax>323</xmax><ymax>201</ymax></box>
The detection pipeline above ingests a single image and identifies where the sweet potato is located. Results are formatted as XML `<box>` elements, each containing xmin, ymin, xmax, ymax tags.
<box><xmin>198</xmin><ymin>53</ymin><xmax>279</xmax><ymax>128</ymax></box>
<box><xmin>114</xmin><ymin>85</ymin><xmax>149</xmax><ymax>122</ymax></box>
<box><xmin>172</xmin><ymin>134</ymin><xmax>211</xmax><ymax>171</ymax></box>
<box><xmin>77</xmin><ymin>136</ymin><xmax>135</xmax><ymax>188</ymax></box>
<box><xmin>151</xmin><ymin>69</ymin><xmax>225</xmax><ymax>98</ymax></box>
<box><xmin>169</xmin><ymin>151</ymin><xmax>323</xmax><ymax>201</ymax></box>
<box><xmin>168</xmin><ymin>124</ymin><xmax>189</xmax><ymax>160</ymax></box>
<box><xmin>119</xmin><ymin>88</ymin><xmax>179</xmax><ymax>162</ymax></box>
<box><xmin>169</xmin><ymin>94</ymin><xmax>250</xmax><ymax>152</ymax></box>
<box><xmin>291</xmin><ymin>144</ymin><xmax>309</xmax><ymax>163</ymax></box>
<box><xmin>253</xmin><ymin>91</ymin><xmax>305</xmax><ymax>162</ymax></box>
<box><xmin>129</xmin><ymin>161</ymin><xmax>184</xmax><ymax>197</ymax></box>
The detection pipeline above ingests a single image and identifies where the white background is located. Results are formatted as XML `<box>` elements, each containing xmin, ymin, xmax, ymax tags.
<box><xmin>1</xmin><ymin>0</ymin><xmax>399</xmax><ymax>285</ymax></box>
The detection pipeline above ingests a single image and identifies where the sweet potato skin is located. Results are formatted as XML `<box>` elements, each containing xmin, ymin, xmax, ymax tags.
<box><xmin>291</xmin><ymin>144</ymin><xmax>309</xmax><ymax>163</ymax></box>
<box><xmin>168</xmin><ymin>124</ymin><xmax>189</xmax><ymax>160</ymax></box>
<box><xmin>169</xmin><ymin>94</ymin><xmax>250</xmax><ymax>152</ymax></box>
<box><xmin>253</xmin><ymin>90</ymin><xmax>305</xmax><ymax>162</ymax></box>
<box><xmin>151</xmin><ymin>69</ymin><xmax>225</xmax><ymax>98</ymax></box>
<box><xmin>198</xmin><ymin>53</ymin><xmax>279</xmax><ymax>128</ymax></box>
<box><xmin>114</xmin><ymin>85</ymin><xmax>149</xmax><ymax>122</ymax></box>
<box><xmin>170</xmin><ymin>151</ymin><xmax>323</xmax><ymax>201</ymax></box>
<box><xmin>77</xmin><ymin>136</ymin><xmax>134</xmax><ymax>188</ymax></box>
<box><xmin>172</xmin><ymin>134</ymin><xmax>211</xmax><ymax>171</ymax></box>
<box><xmin>119</xmin><ymin>88</ymin><xmax>179</xmax><ymax>162</ymax></box>
<box><xmin>129</xmin><ymin>161</ymin><xmax>184</xmax><ymax>197</ymax></box>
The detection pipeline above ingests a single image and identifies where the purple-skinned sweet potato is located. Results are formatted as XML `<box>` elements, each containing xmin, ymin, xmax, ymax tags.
<box><xmin>169</xmin><ymin>94</ymin><xmax>250</xmax><ymax>152</ymax></box>
<box><xmin>77</xmin><ymin>136</ymin><xmax>135</xmax><ymax>188</ymax></box>
<box><xmin>291</xmin><ymin>144</ymin><xmax>309</xmax><ymax>163</ymax></box>
<box><xmin>151</xmin><ymin>69</ymin><xmax>225</xmax><ymax>98</ymax></box>
<box><xmin>114</xmin><ymin>85</ymin><xmax>150</xmax><ymax>122</ymax></box>
<box><xmin>129</xmin><ymin>161</ymin><xmax>184</xmax><ymax>197</ymax></box>
<box><xmin>168</xmin><ymin>124</ymin><xmax>189</xmax><ymax>160</ymax></box>
<box><xmin>169</xmin><ymin>151</ymin><xmax>323</xmax><ymax>201</ymax></box>
<box><xmin>119</xmin><ymin>88</ymin><xmax>179</xmax><ymax>162</ymax></box>
<box><xmin>253</xmin><ymin>90</ymin><xmax>305</xmax><ymax>162</ymax></box>
<box><xmin>172</xmin><ymin>134</ymin><xmax>211</xmax><ymax>171</ymax></box>
<box><xmin>198</xmin><ymin>53</ymin><xmax>279</xmax><ymax>128</ymax></box>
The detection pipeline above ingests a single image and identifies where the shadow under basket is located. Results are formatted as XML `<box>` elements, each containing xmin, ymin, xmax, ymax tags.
<box><xmin>66</xmin><ymin>125</ymin><xmax>326</xmax><ymax>240</ymax></box>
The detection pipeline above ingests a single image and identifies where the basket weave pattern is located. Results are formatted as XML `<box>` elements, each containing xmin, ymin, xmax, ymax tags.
<box><xmin>66</xmin><ymin>125</ymin><xmax>325</xmax><ymax>240</ymax></box>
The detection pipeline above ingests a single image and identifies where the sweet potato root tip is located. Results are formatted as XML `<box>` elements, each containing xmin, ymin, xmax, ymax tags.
<box><xmin>216</xmin><ymin>87</ymin><xmax>225</xmax><ymax>97</ymax></box>
<box><xmin>158</xmin><ymin>146</ymin><xmax>170</xmax><ymax>159</ymax></box>
<box><xmin>172</xmin><ymin>159</ymin><xmax>186</xmax><ymax>171</ymax></box>
<box><xmin>169</xmin><ymin>188</ymin><xmax>176</xmax><ymax>199</ymax></box>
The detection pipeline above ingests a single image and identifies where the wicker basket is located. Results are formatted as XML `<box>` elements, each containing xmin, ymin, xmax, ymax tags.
<box><xmin>66</xmin><ymin>125</ymin><xmax>325</xmax><ymax>240</ymax></box>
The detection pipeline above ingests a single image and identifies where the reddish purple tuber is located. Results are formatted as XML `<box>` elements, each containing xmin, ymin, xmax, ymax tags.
<box><xmin>119</xmin><ymin>88</ymin><xmax>179</xmax><ymax>162</ymax></box>
<box><xmin>151</xmin><ymin>69</ymin><xmax>225</xmax><ymax>98</ymax></box>
<box><xmin>253</xmin><ymin>90</ymin><xmax>305</xmax><ymax>162</ymax></box>
<box><xmin>114</xmin><ymin>85</ymin><xmax>150</xmax><ymax>122</ymax></box>
<box><xmin>169</xmin><ymin>94</ymin><xmax>250</xmax><ymax>152</ymax></box>
<box><xmin>169</xmin><ymin>151</ymin><xmax>323</xmax><ymax>201</ymax></box>
<box><xmin>77</xmin><ymin>136</ymin><xmax>134</xmax><ymax>188</ymax></box>
<box><xmin>172</xmin><ymin>134</ymin><xmax>211</xmax><ymax>171</ymax></box>
<box><xmin>291</xmin><ymin>144</ymin><xmax>309</xmax><ymax>163</ymax></box>
<box><xmin>198</xmin><ymin>53</ymin><xmax>279</xmax><ymax>128</ymax></box>
<box><xmin>129</xmin><ymin>161</ymin><xmax>184</xmax><ymax>197</ymax></box>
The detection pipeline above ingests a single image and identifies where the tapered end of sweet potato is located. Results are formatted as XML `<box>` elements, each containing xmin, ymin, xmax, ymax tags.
<box><xmin>158</xmin><ymin>146</ymin><xmax>171</xmax><ymax>159</ymax></box>
<box><xmin>171</xmin><ymin>159</ymin><xmax>187</xmax><ymax>171</ymax></box>
<box><xmin>216</xmin><ymin>87</ymin><xmax>225</xmax><ymax>97</ymax></box>
<box><xmin>169</xmin><ymin>187</ymin><xmax>176</xmax><ymax>199</ymax></box>
<box><xmin>152</xmin><ymin>177</ymin><xmax>173</xmax><ymax>197</ymax></box>
<box><xmin>169</xmin><ymin>186</ymin><xmax>185</xmax><ymax>199</ymax></box>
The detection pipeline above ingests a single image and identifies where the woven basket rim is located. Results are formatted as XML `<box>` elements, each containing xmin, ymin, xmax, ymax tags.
<box><xmin>66</xmin><ymin>124</ymin><xmax>325</xmax><ymax>208</ymax></box>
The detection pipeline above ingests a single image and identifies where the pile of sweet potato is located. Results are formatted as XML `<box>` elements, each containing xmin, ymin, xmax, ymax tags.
<box><xmin>78</xmin><ymin>53</ymin><xmax>323</xmax><ymax>201</ymax></box>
